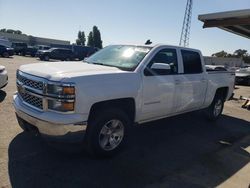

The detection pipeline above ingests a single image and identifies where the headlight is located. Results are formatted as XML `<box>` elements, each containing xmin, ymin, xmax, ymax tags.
<box><xmin>47</xmin><ymin>84</ymin><xmax>75</xmax><ymax>97</ymax></box>
<box><xmin>47</xmin><ymin>83</ymin><xmax>75</xmax><ymax>112</ymax></box>
<box><xmin>48</xmin><ymin>99</ymin><xmax>74</xmax><ymax>112</ymax></box>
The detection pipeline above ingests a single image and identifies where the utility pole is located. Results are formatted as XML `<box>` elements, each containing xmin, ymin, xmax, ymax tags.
<box><xmin>179</xmin><ymin>0</ymin><xmax>193</xmax><ymax>47</ymax></box>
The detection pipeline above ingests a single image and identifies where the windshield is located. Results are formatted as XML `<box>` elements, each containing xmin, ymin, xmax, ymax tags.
<box><xmin>85</xmin><ymin>45</ymin><xmax>151</xmax><ymax>71</ymax></box>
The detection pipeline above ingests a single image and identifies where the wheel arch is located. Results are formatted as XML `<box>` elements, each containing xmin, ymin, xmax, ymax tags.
<box><xmin>215</xmin><ymin>87</ymin><xmax>229</xmax><ymax>101</ymax></box>
<box><xmin>88</xmin><ymin>98</ymin><xmax>136</xmax><ymax>123</ymax></box>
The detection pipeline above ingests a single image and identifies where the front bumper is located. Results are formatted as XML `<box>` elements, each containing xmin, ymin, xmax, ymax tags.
<box><xmin>14</xmin><ymin>94</ymin><xmax>87</xmax><ymax>143</ymax></box>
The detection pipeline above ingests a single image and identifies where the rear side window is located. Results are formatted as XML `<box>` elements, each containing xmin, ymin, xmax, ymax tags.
<box><xmin>181</xmin><ymin>50</ymin><xmax>202</xmax><ymax>74</ymax></box>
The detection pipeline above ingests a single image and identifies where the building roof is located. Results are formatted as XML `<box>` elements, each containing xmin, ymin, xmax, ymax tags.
<box><xmin>198</xmin><ymin>9</ymin><xmax>250</xmax><ymax>39</ymax></box>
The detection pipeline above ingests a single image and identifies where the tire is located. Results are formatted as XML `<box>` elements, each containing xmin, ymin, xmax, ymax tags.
<box><xmin>86</xmin><ymin>108</ymin><xmax>130</xmax><ymax>157</ymax></box>
<box><xmin>44</xmin><ymin>55</ymin><xmax>49</xmax><ymax>61</ymax></box>
<box><xmin>205</xmin><ymin>94</ymin><xmax>224</xmax><ymax>121</ymax></box>
<box><xmin>247</xmin><ymin>79</ymin><xmax>250</xmax><ymax>86</ymax></box>
<box><xmin>2</xmin><ymin>52</ymin><xmax>9</xmax><ymax>58</ymax></box>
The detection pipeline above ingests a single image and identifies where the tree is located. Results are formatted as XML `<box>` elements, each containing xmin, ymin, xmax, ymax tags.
<box><xmin>76</xmin><ymin>31</ymin><xmax>86</xmax><ymax>46</ymax></box>
<box><xmin>0</xmin><ymin>28</ymin><xmax>6</xmax><ymax>32</ymax></box>
<box><xmin>92</xmin><ymin>26</ymin><xmax>103</xmax><ymax>49</ymax></box>
<box><xmin>211</xmin><ymin>49</ymin><xmax>250</xmax><ymax>65</ymax></box>
<box><xmin>233</xmin><ymin>49</ymin><xmax>248</xmax><ymax>58</ymax></box>
<box><xmin>6</xmin><ymin>29</ymin><xmax>15</xmax><ymax>34</ymax></box>
<box><xmin>87</xmin><ymin>31</ymin><xmax>94</xmax><ymax>47</ymax></box>
<box><xmin>0</xmin><ymin>28</ymin><xmax>22</xmax><ymax>34</ymax></box>
<box><xmin>212</xmin><ymin>50</ymin><xmax>228</xmax><ymax>57</ymax></box>
<box><xmin>15</xmin><ymin>30</ymin><xmax>22</xmax><ymax>34</ymax></box>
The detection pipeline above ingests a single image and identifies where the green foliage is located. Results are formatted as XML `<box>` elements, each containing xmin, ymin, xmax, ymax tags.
<box><xmin>233</xmin><ymin>49</ymin><xmax>248</xmax><ymax>58</ymax></box>
<box><xmin>0</xmin><ymin>28</ymin><xmax>6</xmax><ymax>32</ymax></box>
<box><xmin>212</xmin><ymin>49</ymin><xmax>250</xmax><ymax>64</ymax></box>
<box><xmin>86</xmin><ymin>26</ymin><xmax>103</xmax><ymax>48</ymax></box>
<box><xmin>92</xmin><ymin>26</ymin><xmax>103</xmax><ymax>49</ymax></box>
<box><xmin>0</xmin><ymin>28</ymin><xmax>22</xmax><ymax>34</ymax></box>
<box><xmin>76</xmin><ymin>31</ymin><xmax>86</xmax><ymax>46</ymax></box>
<box><xmin>212</xmin><ymin>50</ymin><xmax>228</xmax><ymax>57</ymax></box>
<box><xmin>87</xmin><ymin>31</ymin><xmax>94</xmax><ymax>47</ymax></box>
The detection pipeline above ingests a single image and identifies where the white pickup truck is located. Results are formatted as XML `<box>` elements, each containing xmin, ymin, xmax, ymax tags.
<box><xmin>13</xmin><ymin>44</ymin><xmax>235</xmax><ymax>157</ymax></box>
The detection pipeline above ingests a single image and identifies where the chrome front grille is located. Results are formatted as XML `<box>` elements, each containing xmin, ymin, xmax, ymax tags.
<box><xmin>18</xmin><ymin>87</ymin><xmax>43</xmax><ymax>110</ymax></box>
<box><xmin>16</xmin><ymin>70</ymin><xmax>75</xmax><ymax>113</ymax></box>
<box><xmin>17</xmin><ymin>72</ymin><xmax>44</xmax><ymax>91</ymax></box>
<box><xmin>16</xmin><ymin>71</ymin><xmax>45</xmax><ymax>111</ymax></box>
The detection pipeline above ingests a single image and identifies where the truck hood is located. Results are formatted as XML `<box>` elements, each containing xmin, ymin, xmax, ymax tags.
<box><xmin>19</xmin><ymin>61</ymin><xmax>125</xmax><ymax>81</ymax></box>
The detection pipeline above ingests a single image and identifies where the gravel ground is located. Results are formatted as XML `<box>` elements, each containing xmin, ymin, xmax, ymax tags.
<box><xmin>0</xmin><ymin>56</ymin><xmax>250</xmax><ymax>188</ymax></box>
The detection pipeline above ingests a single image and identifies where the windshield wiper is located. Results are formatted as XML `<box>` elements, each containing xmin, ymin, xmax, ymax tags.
<box><xmin>92</xmin><ymin>62</ymin><xmax>105</xmax><ymax>65</ymax></box>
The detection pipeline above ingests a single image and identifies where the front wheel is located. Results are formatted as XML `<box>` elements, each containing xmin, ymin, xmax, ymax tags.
<box><xmin>86</xmin><ymin>108</ymin><xmax>130</xmax><ymax>157</ymax></box>
<box><xmin>2</xmin><ymin>52</ymin><xmax>9</xmax><ymax>58</ymax></box>
<box><xmin>205</xmin><ymin>94</ymin><xmax>224</xmax><ymax>121</ymax></box>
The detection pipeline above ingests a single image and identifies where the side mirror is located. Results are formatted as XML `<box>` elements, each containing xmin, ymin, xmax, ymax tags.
<box><xmin>151</xmin><ymin>63</ymin><xmax>171</xmax><ymax>71</ymax></box>
<box><xmin>144</xmin><ymin>63</ymin><xmax>171</xmax><ymax>76</ymax></box>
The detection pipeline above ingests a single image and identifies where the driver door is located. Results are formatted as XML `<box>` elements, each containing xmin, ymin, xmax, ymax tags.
<box><xmin>141</xmin><ymin>48</ymin><xmax>178</xmax><ymax>121</ymax></box>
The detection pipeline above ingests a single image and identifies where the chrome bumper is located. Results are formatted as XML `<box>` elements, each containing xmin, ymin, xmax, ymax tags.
<box><xmin>15</xmin><ymin>104</ymin><xmax>87</xmax><ymax>143</ymax></box>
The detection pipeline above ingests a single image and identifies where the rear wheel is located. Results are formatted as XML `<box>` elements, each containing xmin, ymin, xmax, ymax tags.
<box><xmin>86</xmin><ymin>108</ymin><xmax>130</xmax><ymax>157</ymax></box>
<box><xmin>44</xmin><ymin>55</ymin><xmax>49</xmax><ymax>61</ymax></box>
<box><xmin>21</xmin><ymin>51</ymin><xmax>26</xmax><ymax>56</ymax></box>
<box><xmin>205</xmin><ymin>94</ymin><xmax>224</xmax><ymax>121</ymax></box>
<box><xmin>2</xmin><ymin>52</ymin><xmax>9</xmax><ymax>58</ymax></box>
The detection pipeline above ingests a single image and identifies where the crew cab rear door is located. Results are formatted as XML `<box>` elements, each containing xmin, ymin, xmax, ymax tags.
<box><xmin>174</xmin><ymin>49</ymin><xmax>207</xmax><ymax>112</ymax></box>
<box><xmin>141</xmin><ymin>48</ymin><xmax>179</xmax><ymax>120</ymax></box>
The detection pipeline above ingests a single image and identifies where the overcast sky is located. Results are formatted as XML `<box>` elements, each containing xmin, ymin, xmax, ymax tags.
<box><xmin>0</xmin><ymin>0</ymin><xmax>249</xmax><ymax>55</ymax></box>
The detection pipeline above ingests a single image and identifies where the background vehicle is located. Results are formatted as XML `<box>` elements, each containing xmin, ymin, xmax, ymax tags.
<box><xmin>72</xmin><ymin>45</ymin><xmax>99</xmax><ymax>60</ymax></box>
<box><xmin>38</xmin><ymin>48</ymin><xmax>74</xmax><ymax>61</ymax></box>
<box><xmin>205</xmin><ymin>65</ymin><xmax>228</xmax><ymax>71</ymax></box>
<box><xmin>235</xmin><ymin>66</ymin><xmax>250</xmax><ymax>85</ymax></box>
<box><xmin>12</xmin><ymin>42</ymin><xmax>28</xmax><ymax>55</ymax></box>
<box><xmin>14</xmin><ymin>44</ymin><xmax>235</xmax><ymax>157</ymax></box>
<box><xmin>0</xmin><ymin>45</ymin><xmax>14</xmax><ymax>58</ymax></box>
<box><xmin>26</xmin><ymin>46</ymin><xmax>38</xmax><ymax>57</ymax></box>
<box><xmin>0</xmin><ymin>65</ymin><xmax>8</xmax><ymax>89</ymax></box>
<box><xmin>36</xmin><ymin>45</ymin><xmax>51</xmax><ymax>51</ymax></box>
<box><xmin>0</xmin><ymin>36</ymin><xmax>12</xmax><ymax>47</ymax></box>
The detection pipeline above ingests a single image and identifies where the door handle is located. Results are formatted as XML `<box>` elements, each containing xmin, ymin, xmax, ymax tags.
<box><xmin>201</xmin><ymin>78</ymin><xmax>206</xmax><ymax>82</ymax></box>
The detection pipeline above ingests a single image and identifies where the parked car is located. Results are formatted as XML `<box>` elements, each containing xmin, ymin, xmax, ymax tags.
<box><xmin>205</xmin><ymin>65</ymin><xmax>228</xmax><ymax>71</ymax></box>
<box><xmin>12</xmin><ymin>42</ymin><xmax>28</xmax><ymax>55</ymax></box>
<box><xmin>36</xmin><ymin>45</ymin><xmax>51</xmax><ymax>51</ymax></box>
<box><xmin>26</xmin><ymin>46</ymin><xmax>38</xmax><ymax>57</ymax></box>
<box><xmin>0</xmin><ymin>45</ymin><xmax>14</xmax><ymax>58</ymax></box>
<box><xmin>0</xmin><ymin>65</ymin><xmax>8</xmax><ymax>89</ymax></box>
<box><xmin>14</xmin><ymin>44</ymin><xmax>235</xmax><ymax>157</ymax></box>
<box><xmin>37</xmin><ymin>48</ymin><xmax>74</xmax><ymax>61</ymax></box>
<box><xmin>72</xmin><ymin>45</ymin><xmax>99</xmax><ymax>60</ymax></box>
<box><xmin>0</xmin><ymin>36</ymin><xmax>12</xmax><ymax>48</ymax></box>
<box><xmin>235</xmin><ymin>66</ymin><xmax>250</xmax><ymax>85</ymax></box>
